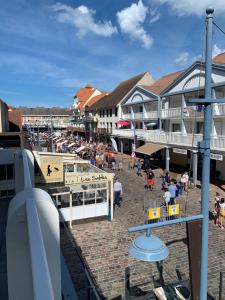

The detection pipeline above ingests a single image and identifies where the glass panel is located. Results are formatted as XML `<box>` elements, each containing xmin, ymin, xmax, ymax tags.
<box><xmin>60</xmin><ymin>194</ymin><xmax>70</xmax><ymax>208</ymax></box>
<box><xmin>1</xmin><ymin>190</ymin><xmax>7</xmax><ymax>197</ymax></box>
<box><xmin>83</xmin><ymin>191</ymin><xmax>96</xmax><ymax>205</ymax></box>
<box><xmin>72</xmin><ymin>192</ymin><xmax>83</xmax><ymax>206</ymax></box>
<box><xmin>7</xmin><ymin>164</ymin><xmax>14</xmax><ymax>180</ymax></box>
<box><xmin>65</xmin><ymin>164</ymin><xmax>74</xmax><ymax>172</ymax></box>
<box><xmin>96</xmin><ymin>189</ymin><xmax>107</xmax><ymax>203</ymax></box>
<box><xmin>0</xmin><ymin>165</ymin><xmax>6</xmax><ymax>181</ymax></box>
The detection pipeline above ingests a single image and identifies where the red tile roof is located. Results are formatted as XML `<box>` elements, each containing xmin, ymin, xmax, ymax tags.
<box><xmin>87</xmin><ymin>92</ymin><xmax>109</xmax><ymax>107</ymax></box>
<box><xmin>141</xmin><ymin>70</ymin><xmax>183</xmax><ymax>95</ymax></box>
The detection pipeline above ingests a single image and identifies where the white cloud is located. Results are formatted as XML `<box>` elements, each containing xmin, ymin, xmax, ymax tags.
<box><xmin>212</xmin><ymin>44</ymin><xmax>225</xmax><ymax>57</ymax></box>
<box><xmin>175</xmin><ymin>52</ymin><xmax>190</xmax><ymax>65</ymax></box>
<box><xmin>117</xmin><ymin>0</ymin><xmax>153</xmax><ymax>49</ymax></box>
<box><xmin>154</xmin><ymin>0</ymin><xmax>225</xmax><ymax>16</ymax></box>
<box><xmin>51</xmin><ymin>2</ymin><xmax>117</xmax><ymax>38</ymax></box>
<box><xmin>149</xmin><ymin>9</ymin><xmax>160</xmax><ymax>24</ymax></box>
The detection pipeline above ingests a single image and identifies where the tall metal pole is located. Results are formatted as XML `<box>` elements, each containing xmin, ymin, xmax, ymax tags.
<box><xmin>200</xmin><ymin>8</ymin><xmax>214</xmax><ymax>299</ymax></box>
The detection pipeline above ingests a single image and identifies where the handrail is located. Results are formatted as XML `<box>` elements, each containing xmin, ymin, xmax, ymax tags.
<box><xmin>22</xmin><ymin>150</ymin><xmax>32</xmax><ymax>189</ymax></box>
<box><xmin>26</xmin><ymin>198</ymin><xmax>55</xmax><ymax>300</ymax></box>
<box><xmin>22</xmin><ymin>150</ymin><xmax>55</xmax><ymax>300</ymax></box>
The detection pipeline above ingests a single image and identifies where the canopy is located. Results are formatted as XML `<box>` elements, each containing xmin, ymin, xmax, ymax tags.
<box><xmin>75</xmin><ymin>145</ymin><xmax>86</xmax><ymax>153</ymax></box>
<box><xmin>135</xmin><ymin>143</ymin><xmax>165</xmax><ymax>156</ymax></box>
<box><xmin>115</xmin><ymin>120</ymin><xmax>129</xmax><ymax>126</ymax></box>
<box><xmin>67</xmin><ymin>142</ymin><xmax>76</xmax><ymax>148</ymax></box>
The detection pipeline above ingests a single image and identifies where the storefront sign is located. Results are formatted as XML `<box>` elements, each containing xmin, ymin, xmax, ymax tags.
<box><xmin>41</xmin><ymin>156</ymin><xmax>63</xmax><ymax>183</ymax></box>
<box><xmin>210</xmin><ymin>153</ymin><xmax>223</xmax><ymax>161</ymax></box>
<box><xmin>65</xmin><ymin>172</ymin><xmax>113</xmax><ymax>185</ymax></box>
<box><xmin>148</xmin><ymin>207</ymin><xmax>160</xmax><ymax>220</ymax></box>
<box><xmin>173</xmin><ymin>148</ymin><xmax>187</xmax><ymax>155</ymax></box>
<box><xmin>168</xmin><ymin>204</ymin><xmax>180</xmax><ymax>217</ymax></box>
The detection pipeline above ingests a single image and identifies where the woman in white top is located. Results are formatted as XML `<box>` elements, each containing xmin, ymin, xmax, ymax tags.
<box><xmin>163</xmin><ymin>188</ymin><xmax>171</xmax><ymax>206</ymax></box>
<box><xmin>219</xmin><ymin>198</ymin><xmax>225</xmax><ymax>229</ymax></box>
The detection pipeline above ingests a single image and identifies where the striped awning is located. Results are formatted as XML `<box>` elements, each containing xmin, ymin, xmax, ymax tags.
<box><xmin>135</xmin><ymin>143</ymin><xmax>165</xmax><ymax>155</ymax></box>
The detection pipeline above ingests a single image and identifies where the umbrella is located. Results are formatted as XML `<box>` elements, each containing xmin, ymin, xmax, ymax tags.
<box><xmin>68</xmin><ymin>142</ymin><xmax>76</xmax><ymax>148</ymax></box>
<box><xmin>115</xmin><ymin>120</ymin><xmax>129</xmax><ymax>126</ymax></box>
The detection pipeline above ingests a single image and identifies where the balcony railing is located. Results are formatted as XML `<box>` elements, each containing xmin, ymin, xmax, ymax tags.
<box><xmin>112</xmin><ymin>128</ymin><xmax>225</xmax><ymax>151</ymax></box>
<box><xmin>122</xmin><ymin>113</ymin><xmax>132</xmax><ymax>119</ymax></box>
<box><xmin>144</xmin><ymin>111</ymin><xmax>158</xmax><ymax>119</ymax></box>
<box><xmin>161</xmin><ymin>107</ymin><xmax>181</xmax><ymax>118</ymax></box>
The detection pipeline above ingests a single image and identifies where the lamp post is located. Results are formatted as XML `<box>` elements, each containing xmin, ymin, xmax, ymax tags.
<box><xmin>128</xmin><ymin>8</ymin><xmax>225</xmax><ymax>299</ymax></box>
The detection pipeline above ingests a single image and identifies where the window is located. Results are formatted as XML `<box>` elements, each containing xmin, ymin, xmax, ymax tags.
<box><xmin>99</xmin><ymin>111</ymin><xmax>102</xmax><ymax>117</ymax></box>
<box><xmin>172</xmin><ymin>123</ymin><xmax>181</xmax><ymax>132</ymax></box>
<box><xmin>102</xmin><ymin>110</ymin><xmax>105</xmax><ymax>117</ymax></box>
<box><xmin>106</xmin><ymin>110</ymin><xmax>109</xmax><ymax>117</ymax></box>
<box><xmin>109</xmin><ymin>109</ymin><xmax>112</xmax><ymax>117</ymax></box>
<box><xmin>0</xmin><ymin>164</ymin><xmax>14</xmax><ymax>181</ymax></box>
<box><xmin>196</xmin><ymin>122</ymin><xmax>203</xmax><ymax>134</ymax></box>
<box><xmin>115</xmin><ymin>107</ymin><xmax>118</xmax><ymax>117</ymax></box>
<box><xmin>139</xmin><ymin>106</ymin><xmax>143</xmax><ymax>113</ymax></box>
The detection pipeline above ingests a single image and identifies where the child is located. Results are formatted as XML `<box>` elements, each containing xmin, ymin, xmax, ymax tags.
<box><xmin>146</xmin><ymin>169</ymin><xmax>155</xmax><ymax>191</ymax></box>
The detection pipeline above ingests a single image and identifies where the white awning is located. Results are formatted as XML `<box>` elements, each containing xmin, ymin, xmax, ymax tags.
<box><xmin>67</xmin><ymin>142</ymin><xmax>76</xmax><ymax>148</ymax></box>
<box><xmin>75</xmin><ymin>145</ymin><xmax>86</xmax><ymax>153</ymax></box>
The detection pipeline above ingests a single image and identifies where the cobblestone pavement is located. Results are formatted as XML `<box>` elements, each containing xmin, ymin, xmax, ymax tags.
<box><xmin>61</xmin><ymin>160</ymin><xmax>225</xmax><ymax>299</ymax></box>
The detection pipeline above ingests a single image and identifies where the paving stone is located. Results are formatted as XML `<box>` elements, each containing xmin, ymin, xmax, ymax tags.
<box><xmin>61</xmin><ymin>162</ymin><xmax>225</xmax><ymax>299</ymax></box>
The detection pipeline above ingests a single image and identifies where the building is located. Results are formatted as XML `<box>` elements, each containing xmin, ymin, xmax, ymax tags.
<box><xmin>20</xmin><ymin>107</ymin><xmax>72</xmax><ymax>131</ymax></box>
<box><xmin>0</xmin><ymin>100</ymin><xmax>23</xmax><ymax>148</ymax></box>
<box><xmin>90</xmin><ymin>72</ymin><xmax>155</xmax><ymax>142</ymax></box>
<box><xmin>0</xmin><ymin>99</ymin><xmax>9</xmax><ymax>133</ymax></box>
<box><xmin>110</xmin><ymin>53</ymin><xmax>225</xmax><ymax>182</ymax></box>
<box><xmin>71</xmin><ymin>84</ymin><xmax>106</xmax><ymax>133</ymax></box>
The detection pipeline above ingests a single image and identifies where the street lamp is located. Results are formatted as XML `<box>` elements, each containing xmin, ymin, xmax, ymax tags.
<box><xmin>128</xmin><ymin>8</ymin><xmax>224</xmax><ymax>300</ymax></box>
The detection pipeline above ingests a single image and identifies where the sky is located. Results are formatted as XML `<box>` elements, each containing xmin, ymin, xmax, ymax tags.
<box><xmin>1</xmin><ymin>0</ymin><xmax>225</xmax><ymax>108</ymax></box>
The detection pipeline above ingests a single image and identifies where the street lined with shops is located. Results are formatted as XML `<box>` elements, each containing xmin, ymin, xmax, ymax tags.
<box><xmin>61</xmin><ymin>160</ymin><xmax>225</xmax><ymax>299</ymax></box>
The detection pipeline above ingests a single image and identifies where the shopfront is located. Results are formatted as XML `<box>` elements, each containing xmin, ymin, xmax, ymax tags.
<box><xmin>33</xmin><ymin>151</ymin><xmax>115</xmax><ymax>224</ymax></box>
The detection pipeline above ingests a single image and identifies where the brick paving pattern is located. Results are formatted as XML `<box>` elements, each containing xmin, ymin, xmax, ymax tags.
<box><xmin>61</xmin><ymin>160</ymin><xmax>225</xmax><ymax>299</ymax></box>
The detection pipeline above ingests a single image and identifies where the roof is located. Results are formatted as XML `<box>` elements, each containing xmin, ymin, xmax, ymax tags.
<box><xmin>0</xmin><ymin>99</ymin><xmax>9</xmax><ymax>109</ymax></box>
<box><xmin>91</xmin><ymin>72</ymin><xmax>148</xmax><ymax>110</ymax></box>
<box><xmin>213</xmin><ymin>52</ymin><xmax>225</xmax><ymax>65</ymax></box>
<box><xmin>75</xmin><ymin>84</ymin><xmax>97</xmax><ymax>110</ymax></box>
<box><xmin>19</xmin><ymin>107</ymin><xmax>72</xmax><ymax>116</ymax></box>
<box><xmin>87</xmin><ymin>92</ymin><xmax>109</xmax><ymax>107</ymax></box>
<box><xmin>141</xmin><ymin>70</ymin><xmax>183</xmax><ymax>95</ymax></box>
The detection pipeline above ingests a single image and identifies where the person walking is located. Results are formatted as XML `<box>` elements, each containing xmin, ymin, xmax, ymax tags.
<box><xmin>180</xmin><ymin>171</ymin><xmax>189</xmax><ymax>194</ymax></box>
<box><xmin>168</xmin><ymin>180</ymin><xmax>177</xmax><ymax>205</ymax></box>
<box><xmin>114</xmin><ymin>178</ymin><xmax>122</xmax><ymax>207</ymax></box>
<box><xmin>163</xmin><ymin>188</ymin><xmax>171</xmax><ymax>207</ymax></box>
<box><xmin>146</xmin><ymin>169</ymin><xmax>155</xmax><ymax>190</ymax></box>
<box><xmin>137</xmin><ymin>159</ymin><xmax>142</xmax><ymax>176</ymax></box>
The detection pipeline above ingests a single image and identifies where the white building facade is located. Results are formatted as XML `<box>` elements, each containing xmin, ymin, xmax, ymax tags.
<box><xmin>111</xmin><ymin>60</ymin><xmax>225</xmax><ymax>181</ymax></box>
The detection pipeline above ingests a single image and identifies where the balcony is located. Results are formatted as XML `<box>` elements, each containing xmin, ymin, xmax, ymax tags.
<box><xmin>112</xmin><ymin>128</ymin><xmax>225</xmax><ymax>151</ymax></box>
<box><xmin>161</xmin><ymin>108</ymin><xmax>181</xmax><ymax>118</ymax></box>
<box><xmin>214</xmin><ymin>103</ymin><xmax>225</xmax><ymax>116</ymax></box>
<box><xmin>183</xmin><ymin>106</ymin><xmax>204</xmax><ymax>118</ymax></box>
<box><xmin>144</xmin><ymin>111</ymin><xmax>158</xmax><ymax>119</ymax></box>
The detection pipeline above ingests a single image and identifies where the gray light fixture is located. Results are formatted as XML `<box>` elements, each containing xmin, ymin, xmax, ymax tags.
<box><xmin>128</xmin><ymin>230</ymin><xmax>169</xmax><ymax>262</ymax></box>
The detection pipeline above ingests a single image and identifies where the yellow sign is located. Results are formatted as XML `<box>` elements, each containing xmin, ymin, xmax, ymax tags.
<box><xmin>168</xmin><ymin>204</ymin><xmax>180</xmax><ymax>216</ymax></box>
<box><xmin>41</xmin><ymin>156</ymin><xmax>63</xmax><ymax>183</ymax></box>
<box><xmin>148</xmin><ymin>207</ymin><xmax>160</xmax><ymax>220</ymax></box>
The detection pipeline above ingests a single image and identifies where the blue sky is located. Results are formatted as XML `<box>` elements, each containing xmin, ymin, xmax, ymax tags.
<box><xmin>1</xmin><ymin>0</ymin><xmax>225</xmax><ymax>108</ymax></box>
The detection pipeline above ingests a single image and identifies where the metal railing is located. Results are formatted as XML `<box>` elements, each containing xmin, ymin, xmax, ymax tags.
<box><xmin>161</xmin><ymin>107</ymin><xmax>181</xmax><ymax>118</ymax></box>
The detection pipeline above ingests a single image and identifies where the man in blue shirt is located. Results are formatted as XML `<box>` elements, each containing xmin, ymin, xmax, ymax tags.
<box><xmin>168</xmin><ymin>181</ymin><xmax>177</xmax><ymax>205</ymax></box>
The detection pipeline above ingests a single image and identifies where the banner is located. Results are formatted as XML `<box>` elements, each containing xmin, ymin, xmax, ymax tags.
<box><xmin>168</xmin><ymin>204</ymin><xmax>180</xmax><ymax>216</ymax></box>
<box><xmin>40</xmin><ymin>156</ymin><xmax>63</xmax><ymax>183</ymax></box>
<box><xmin>110</xmin><ymin>137</ymin><xmax>118</xmax><ymax>152</ymax></box>
<box><xmin>148</xmin><ymin>207</ymin><xmax>160</xmax><ymax>220</ymax></box>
